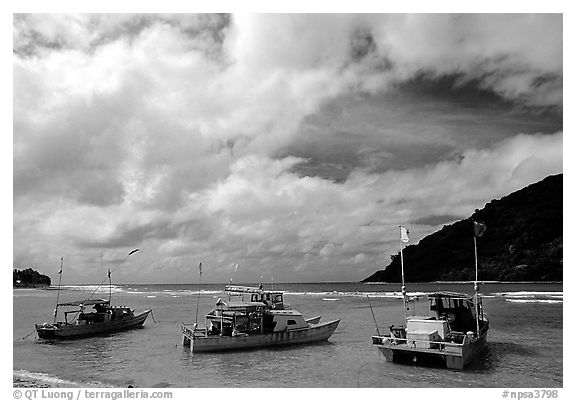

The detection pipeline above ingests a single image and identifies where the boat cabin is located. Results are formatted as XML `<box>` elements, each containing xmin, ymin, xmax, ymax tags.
<box><xmin>427</xmin><ymin>292</ymin><xmax>480</xmax><ymax>333</ymax></box>
<box><xmin>206</xmin><ymin>300</ymin><xmax>266</xmax><ymax>336</ymax></box>
<box><xmin>267</xmin><ymin>309</ymin><xmax>308</xmax><ymax>332</ymax></box>
<box><xmin>57</xmin><ymin>299</ymin><xmax>134</xmax><ymax>325</ymax></box>
<box><xmin>205</xmin><ymin>287</ymin><xmax>308</xmax><ymax>337</ymax></box>
<box><xmin>390</xmin><ymin>292</ymin><xmax>486</xmax><ymax>345</ymax></box>
<box><xmin>225</xmin><ymin>285</ymin><xmax>286</xmax><ymax>310</ymax></box>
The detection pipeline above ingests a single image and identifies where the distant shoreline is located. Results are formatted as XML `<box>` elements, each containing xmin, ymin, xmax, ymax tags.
<box><xmin>13</xmin><ymin>284</ymin><xmax>50</xmax><ymax>289</ymax></box>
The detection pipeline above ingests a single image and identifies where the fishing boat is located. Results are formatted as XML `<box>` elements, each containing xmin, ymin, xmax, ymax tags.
<box><xmin>371</xmin><ymin>291</ymin><xmax>488</xmax><ymax>369</ymax></box>
<box><xmin>370</xmin><ymin>223</ymin><xmax>489</xmax><ymax>369</ymax></box>
<box><xmin>181</xmin><ymin>285</ymin><xmax>340</xmax><ymax>352</ymax></box>
<box><xmin>35</xmin><ymin>249</ymin><xmax>150</xmax><ymax>340</ymax></box>
<box><xmin>36</xmin><ymin>299</ymin><xmax>151</xmax><ymax>339</ymax></box>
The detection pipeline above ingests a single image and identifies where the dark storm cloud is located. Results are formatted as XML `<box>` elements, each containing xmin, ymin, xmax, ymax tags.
<box><xmin>284</xmin><ymin>78</ymin><xmax>561</xmax><ymax>181</ymax></box>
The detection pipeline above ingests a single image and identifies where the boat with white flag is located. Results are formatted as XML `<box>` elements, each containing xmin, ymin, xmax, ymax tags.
<box><xmin>370</xmin><ymin>223</ymin><xmax>489</xmax><ymax>369</ymax></box>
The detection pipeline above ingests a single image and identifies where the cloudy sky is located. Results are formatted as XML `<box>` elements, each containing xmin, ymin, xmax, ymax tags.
<box><xmin>13</xmin><ymin>13</ymin><xmax>562</xmax><ymax>284</ymax></box>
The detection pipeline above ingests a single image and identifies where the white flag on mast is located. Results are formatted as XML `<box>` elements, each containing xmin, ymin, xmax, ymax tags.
<box><xmin>473</xmin><ymin>221</ymin><xmax>487</xmax><ymax>238</ymax></box>
<box><xmin>400</xmin><ymin>226</ymin><xmax>410</xmax><ymax>243</ymax></box>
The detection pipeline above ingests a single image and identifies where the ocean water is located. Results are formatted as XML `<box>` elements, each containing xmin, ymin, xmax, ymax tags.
<box><xmin>13</xmin><ymin>282</ymin><xmax>562</xmax><ymax>388</ymax></box>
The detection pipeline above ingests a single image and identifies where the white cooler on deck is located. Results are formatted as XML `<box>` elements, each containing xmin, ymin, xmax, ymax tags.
<box><xmin>406</xmin><ymin>330</ymin><xmax>441</xmax><ymax>349</ymax></box>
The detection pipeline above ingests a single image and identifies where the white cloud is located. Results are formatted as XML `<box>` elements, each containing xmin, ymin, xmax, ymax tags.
<box><xmin>13</xmin><ymin>14</ymin><xmax>562</xmax><ymax>283</ymax></box>
<box><xmin>66</xmin><ymin>131</ymin><xmax>558</xmax><ymax>283</ymax></box>
<box><xmin>179</xmin><ymin>131</ymin><xmax>560</xmax><ymax>282</ymax></box>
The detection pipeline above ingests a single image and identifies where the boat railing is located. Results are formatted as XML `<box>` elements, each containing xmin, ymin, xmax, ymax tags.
<box><xmin>392</xmin><ymin>337</ymin><xmax>465</xmax><ymax>348</ymax></box>
<box><xmin>181</xmin><ymin>323</ymin><xmax>207</xmax><ymax>338</ymax></box>
<box><xmin>373</xmin><ymin>331</ymin><xmax>484</xmax><ymax>349</ymax></box>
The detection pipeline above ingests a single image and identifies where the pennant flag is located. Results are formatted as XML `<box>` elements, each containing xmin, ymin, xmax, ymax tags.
<box><xmin>58</xmin><ymin>257</ymin><xmax>63</xmax><ymax>274</ymax></box>
<box><xmin>234</xmin><ymin>264</ymin><xmax>239</xmax><ymax>272</ymax></box>
<box><xmin>473</xmin><ymin>221</ymin><xmax>487</xmax><ymax>237</ymax></box>
<box><xmin>399</xmin><ymin>226</ymin><xmax>410</xmax><ymax>243</ymax></box>
<box><xmin>198</xmin><ymin>262</ymin><xmax>203</xmax><ymax>276</ymax></box>
<box><xmin>128</xmin><ymin>249</ymin><xmax>139</xmax><ymax>256</ymax></box>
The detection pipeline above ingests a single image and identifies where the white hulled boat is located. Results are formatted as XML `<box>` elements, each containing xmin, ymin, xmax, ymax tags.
<box><xmin>181</xmin><ymin>285</ymin><xmax>340</xmax><ymax>352</ymax></box>
<box><xmin>370</xmin><ymin>223</ymin><xmax>489</xmax><ymax>369</ymax></box>
<box><xmin>371</xmin><ymin>291</ymin><xmax>488</xmax><ymax>369</ymax></box>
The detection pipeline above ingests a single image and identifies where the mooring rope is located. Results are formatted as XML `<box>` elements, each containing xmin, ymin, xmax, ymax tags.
<box><xmin>21</xmin><ymin>329</ymin><xmax>37</xmax><ymax>340</ymax></box>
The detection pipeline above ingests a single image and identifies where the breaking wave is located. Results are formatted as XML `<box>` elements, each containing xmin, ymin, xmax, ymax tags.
<box><xmin>13</xmin><ymin>369</ymin><xmax>103</xmax><ymax>387</ymax></box>
<box><xmin>125</xmin><ymin>289</ymin><xmax>221</xmax><ymax>297</ymax></box>
<box><xmin>282</xmin><ymin>290</ymin><xmax>562</xmax><ymax>303</ymax></box>
<box><xmin>505</xmin><ymin>299</ymin><xmax>563</xmax><ymax>304</ymax></box>
<box><xmin>45</xmin><ymin>285</ymin><xmax>562</xmax><ymax>304</ymax></box>
<box><xmin>497</xmin><ymin>291</ymin><xmax>563</xmax><ymax>298</ymax></box>
<box><xmin>283</xmin><ymin>290</ymin><xmax>428</xmax><ymax>299</ymax></box>
<box><xmin>55</xmin><ymin>285</ymin><xmax>125</xmax><ymax>294</ymax></box>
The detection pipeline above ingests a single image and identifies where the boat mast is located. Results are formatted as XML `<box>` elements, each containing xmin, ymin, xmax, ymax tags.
<box><xmin>64</xmin><ymin>249</ymin><xmax>139</xmax><ymax>324</ymax></box>
<box><xmin>473</xmin><ymin>221</ymin><xmax>486</xmax><ymax>336</ymax></box>
<box><xmin>81</xmin><ymin>249</ymin><xmax>139</xmax><ymax>307</ymax></box>
<box><xmin>473</xmin><ymin>235</ymin><xmax>480</xmax><ymax>335</ymax></box>
<box><xmin>194</xmin><ymin>262</ymin><xmax>202</xmax><ymax>328</ymax></box>
<box><xmin>399</xmin><ymin>226</ymin><xmax>410</xmax><ymax>320</ymax></box>
<box><xmin>53</xmin><ymin>257</ymin><xmax>64</xmax><ymax>323</ymax></box>
<box><xmin>108</xmin><ymin>268</ymin><xmax>112</xmax><ymax>305</ymax></box>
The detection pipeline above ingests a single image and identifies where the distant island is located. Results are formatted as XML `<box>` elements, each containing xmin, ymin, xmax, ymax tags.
<box><xmin>363</xmin><ymin>174</ymin><xmax>562</xmax><ymax>283</ymax></box>
<box><xmin>13</xmin><ymin>268</ymin><xmax>51</xmax><ymax>288</ymax></box>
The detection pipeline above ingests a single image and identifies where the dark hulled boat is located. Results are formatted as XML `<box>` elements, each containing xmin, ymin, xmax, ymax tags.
<box><xmin>35</xmin><ymin>250</ymin><xmax>149</xmax><ymax>340</ymax></box>
<box><xmin>36</xmin><ymin>299</ymin><xmax>150</xmax><ymax>339</ymax></box>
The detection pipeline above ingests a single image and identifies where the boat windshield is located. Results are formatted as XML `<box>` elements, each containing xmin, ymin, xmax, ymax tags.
<box><xmin>427</xmin><ymin>293</ymin><xmax>481</xmax><ymax>333</ymax></box>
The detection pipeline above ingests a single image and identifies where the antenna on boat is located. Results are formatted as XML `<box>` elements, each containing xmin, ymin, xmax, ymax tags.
<box><xmin>473</xmin><ymin>221</ymin><xmax>486</xmax><ymax>336</ymax></box>
<box><xmin>194</xmin><ymin>262</ymin><xmax>203</xmax><ymax>327</ymax></box>
<box><xmin>399</xmin><ymin>225</ymin><xmax>410</xmax><ymax>319</ymax></box>
<box><xmin>53</xmin><ymin>257</ymin><xmax>64</xmax><ymax>323</ymax></box>
<box><xmin>228</xmin><ymin>263</ymin><xmax>239</xmax><ymax>287</ymax></box>
<box><xmin>66</xmin><ymin>249</ymin><xmax>140</xmax><ymax>324</ymax></box>
<box><xmin>108</xmin><ymin>268</ymin><xmax>112</xmax><ymax>304</ymax></box>
<box><xmin>81</xmin><ymin>249</ymin><xmax>139</xmax><ymax>307</ymax></box>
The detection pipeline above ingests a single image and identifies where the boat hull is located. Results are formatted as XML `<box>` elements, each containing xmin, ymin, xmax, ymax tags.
<box><xmin>35</xmin><ymin>310</ymin><xmax>151</xmax><ymax>340</ymax></box>
<box><xmin>373</xmin><ymin>329</ymin><xmax>488</xmax><ymax>370</ymax></box>
<box><xmin>182</xmin><ymin>319</ymin><xmax>340</xmax><ymax>352</ymax></box>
